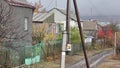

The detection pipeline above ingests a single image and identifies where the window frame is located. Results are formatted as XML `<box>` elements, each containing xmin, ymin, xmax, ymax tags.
<box><xmin>24</xmin><ymin>17</ymin><xmax>29</xmax><ymax>31</ymax></box>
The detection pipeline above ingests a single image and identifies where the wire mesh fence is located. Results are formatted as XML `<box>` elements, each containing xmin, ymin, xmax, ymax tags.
<box><xmin>0</xmin><ymin>42</ymin><xmax>43</xmax><ymax>68</ymax></box>
<box><xmin>0</xmin><ymin>40</ymin><xmax>62</xmax><ymax>68</ymax></box>
<box><xmin>0</xmin><ymin>39</ymin><xmax>85</xmax><ymax>68</ymax></box>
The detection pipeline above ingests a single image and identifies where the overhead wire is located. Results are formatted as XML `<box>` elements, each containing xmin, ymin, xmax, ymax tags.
<box><xmin>45</xmin><ymin>0</ymin><xmax>55</xmax><ymax>10</ymax></box>
<box><xmin>86</xmin><ymin>0</ymin><xmax>104</xmax><ymax>16</ymax></box>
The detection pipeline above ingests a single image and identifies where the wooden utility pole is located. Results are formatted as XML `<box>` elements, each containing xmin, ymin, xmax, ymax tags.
<box><xmin>61</xmin><ymin>0</ymin><xmax>90</xmax><ymax>68</ymax></box>
<box><xmin>66</xmin><ymin>0</ymin><xmax>71</xmax><ymax>44</ymax></box>
<box><xmin>73</xmin><ymin>0</ymin><xmax>90</xmax><ymax>68</ymax></box>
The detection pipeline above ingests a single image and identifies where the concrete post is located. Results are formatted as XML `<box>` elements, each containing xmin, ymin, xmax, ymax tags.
<box><xmin>60</xmin><ymin>31</ymin><xmax>67</xmax><ymax>68</ymax></box>
<box><xmin>114</xmin><ymin>32</ymin><xmax>117</xmax><ymax>56</ymax></box>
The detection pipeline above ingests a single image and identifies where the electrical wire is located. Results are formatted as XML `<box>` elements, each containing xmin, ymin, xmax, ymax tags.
<box><xmin>44</xmin><ymin>0</ymin><xmax>55</xmax><ymax>10</ymax></box>
<box><xmin>86</xmin><ymin>0</ymin><xmax>104</xmax><ymax>16</ymax></box>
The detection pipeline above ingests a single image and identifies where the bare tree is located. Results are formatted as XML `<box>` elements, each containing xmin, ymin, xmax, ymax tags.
<box><xmin>109</xmin><ymin>23</ymin><xmax>119</xmax><ymax>33</ymax></box>
<box><xmin>0</xmin><ymin>2</ymin><xmax>12</xmax><ymax>41</ymax></box>
<box><xmin>0</xmin><ymin>1</ymin><xmax>30</xmax><ymax>67</ymax></box>
<box><xmin>0</xmin><ymin>1</ymin><xmax>29</xmax><ymax>48</ymax></box>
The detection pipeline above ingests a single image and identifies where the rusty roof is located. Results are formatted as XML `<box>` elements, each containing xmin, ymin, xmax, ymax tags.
<box><xmin>7</xmin><ymin>0</ymin><xmax>34</xmax><ymax>9</ymax></box>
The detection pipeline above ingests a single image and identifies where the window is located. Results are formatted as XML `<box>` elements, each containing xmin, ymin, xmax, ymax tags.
<box><xmin>24</xmin><ymin>17</ymin><xmax>28</xmax><ymax>31</ymax></box>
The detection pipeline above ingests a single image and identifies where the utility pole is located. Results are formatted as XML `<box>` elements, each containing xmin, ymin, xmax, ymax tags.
<box><xmin>66</xmin><ymin>0</ymin><xmax>71</xmax><ymax>44</ymax></box>
<box><xmin>73</xmin><ymin>0</ymin><xmax>90</xmax><ymax>68</ymax></box>
<box><xmin>61</xmin><ymin>0</ymin><xmax>90</xmax><ymax>68</ymax></box>
<box><xmin>114</xmin><ymin>32</ymin><xmax>117</xmax><ymax>56</ymax></box>
<box><xmin>60</xmin><ymin>0</ymin><xmax>71</xmax><ymax>68</ymax></box>
<box><xmin>60</xmin><ymin>31</ymin><xmax>67</xmax><ymax>68</ymax></box>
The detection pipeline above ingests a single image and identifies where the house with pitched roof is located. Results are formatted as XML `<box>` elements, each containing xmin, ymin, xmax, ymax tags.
<box><xmin>82</xmin><ymin>20</ymin><xmax>98</xmax><ymax>39</ymax></box>
<box><xmin>33</xmin><ymin>8</ymin><xmax>78</xmax><ymax>31</ymax></box>
<box><xmin>1</xmin><ymin>0</ymin><xmax>34</xmax><ymax>45</ymax></box>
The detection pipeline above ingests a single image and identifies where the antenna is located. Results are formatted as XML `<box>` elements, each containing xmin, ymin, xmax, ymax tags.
<box><xmin>91</xmin><ymin>8</ymin><xmax>93</xmax><ymax>19</ymax></box>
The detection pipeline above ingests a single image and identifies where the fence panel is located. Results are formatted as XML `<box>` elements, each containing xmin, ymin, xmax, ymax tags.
<box><xmin>0</xmin><ymin>40</ymin><xmax>62</xmax><ymax>68</ymax></box>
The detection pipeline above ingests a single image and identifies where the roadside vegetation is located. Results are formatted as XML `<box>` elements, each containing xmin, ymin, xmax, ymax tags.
<box><xmin>31</xmin><ymin>25</ymin><xmax>115</xmax><ymax>68</ymax></box>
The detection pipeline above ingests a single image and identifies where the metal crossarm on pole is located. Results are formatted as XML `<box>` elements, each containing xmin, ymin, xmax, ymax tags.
<box><xmin>73</xmin><ymin>0</ymin><xmax>90</xmax><ymax>68</ymax></box>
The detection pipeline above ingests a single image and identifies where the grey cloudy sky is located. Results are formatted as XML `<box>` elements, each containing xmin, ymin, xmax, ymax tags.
<box><xmin>27</xmin><ymin>0</ymin><xmax>120</xmax><ymax>16</ymax></box>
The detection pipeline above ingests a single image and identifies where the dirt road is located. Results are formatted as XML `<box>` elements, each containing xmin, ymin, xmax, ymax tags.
<box><xmin>95</xmin><ymin>55</ymin><xmax>120</xmax><ymax>68</ymax></box>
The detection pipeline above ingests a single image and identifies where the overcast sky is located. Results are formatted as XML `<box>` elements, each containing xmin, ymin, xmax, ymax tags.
<box><xmin>27</xmin><ymin>0</ymin><xmax>120</xmax><ymax>16</ymax></box>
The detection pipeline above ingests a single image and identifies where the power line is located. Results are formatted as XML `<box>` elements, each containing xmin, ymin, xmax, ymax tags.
<box><xmin>44</xmin><ymin>0</ymin><xmax>54</xmax><ymax>10</ymax></box>
<box><xmin>86</xmin><ymin>0</ymin><xmax>104</xmax><ymax>16</ymax></box>
<box><xmin>56</xmin><ymin>0</ymin><xmax>57</xmax><ymax>8</ymax></box>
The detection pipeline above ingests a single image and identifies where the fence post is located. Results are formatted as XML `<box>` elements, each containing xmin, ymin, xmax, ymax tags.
<box><xmin>114</xmin><ymin>32</ymin><xmax>117</xmax><ymax>56</ymax></box>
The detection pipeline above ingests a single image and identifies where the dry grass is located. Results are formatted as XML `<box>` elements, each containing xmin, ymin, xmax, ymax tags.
<box><xmin>111</xmin><ymin>54</ymin><xmax>120</xmax><ymax>60</ymax></box>
<box><xmin>96</xmin><ymin>54</ymin><xmax>120</xmax><ymax>68</ymax></box>
<box><xmin>30</xmin><ymin>48</ymin><xmax>112</xmax><ymax>68</ymax></box>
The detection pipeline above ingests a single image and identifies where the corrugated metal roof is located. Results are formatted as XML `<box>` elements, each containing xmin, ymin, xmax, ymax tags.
<box><xmin>33</xmin><ymin>13</ymin><xmax>48</xmax><ymax>22</ymax></box>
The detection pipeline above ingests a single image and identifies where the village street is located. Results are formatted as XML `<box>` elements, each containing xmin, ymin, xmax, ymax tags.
<box><xmin>95</xmin><ymin>55</ymin><xmax>120</xmax><ymax>68</ymax></box>
<box><xmin>0</xmin><ymin>0</ymin><xmax>120</xmax><ymax>68</ymax></box>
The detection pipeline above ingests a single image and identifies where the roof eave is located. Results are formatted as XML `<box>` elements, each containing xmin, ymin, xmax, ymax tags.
<box><xmin>7</xmin><ymin>1</ymin><xmax>35</xmax><ymax>10</ymax></box>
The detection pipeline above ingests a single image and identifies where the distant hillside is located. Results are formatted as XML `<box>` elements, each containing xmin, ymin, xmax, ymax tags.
<box><xmin>81</xmin><ymin>15</ymin><xmax>120</xmax><ymax>23</ymax></box>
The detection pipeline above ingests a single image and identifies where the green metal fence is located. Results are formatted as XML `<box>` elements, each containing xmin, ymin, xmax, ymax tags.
<box><xmin>24</xmin><ymin>43</ymin><xmax>43</xmax><ymax>65</ymax></box>
<box><xmin>0</xmin><ymin>40</ymin><xmax>62</xmax><ymax>68</ymax></box>
<box><xmin>0</xmin><ymin>39</ymin><xmax>83</xmax><ymax>68</ymax></box>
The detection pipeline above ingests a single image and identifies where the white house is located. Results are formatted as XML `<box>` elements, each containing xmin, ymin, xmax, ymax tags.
<box><xmin>33</xmin><ymin>8</ymin><xmax>80</xmax><ymax>31</ymax></box>
<box><xmin>49</xmin><ymin>8</ymin><xmax>78</xmax><ymax>30</ymax></box>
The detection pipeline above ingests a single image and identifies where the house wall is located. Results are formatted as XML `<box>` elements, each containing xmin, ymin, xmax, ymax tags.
<box><xmin>43</xmin><ymin>13</ymin><xmax>54</xmax><ymax>23</ymax></box>
<box><xmin>82</xmin><ymin>21</ymin><xmax>98</xmax><ymax>38</ymax></box>
<box><xmin>55</xmin><ymin>20</ymin><xmax>77</xmax><ymax>31</ymax></box>
<box><xmin>51</xmin><ymin>9</ymin><xmax>77</xmax><ymax>30</ymax></box>
<box><xmin>1</xmin><ymin>0</ymin><xmax>33</xmax><ymax>45</ymax></box>
<box><xmin>53</xmin><ymin>9</ymin><xmax>66</xmax><ymax>21</ymax></box>
<box><xmin>12</xmin><ymin>6</ymin><xmax>33</xmax><ymax>45</ymax></box>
